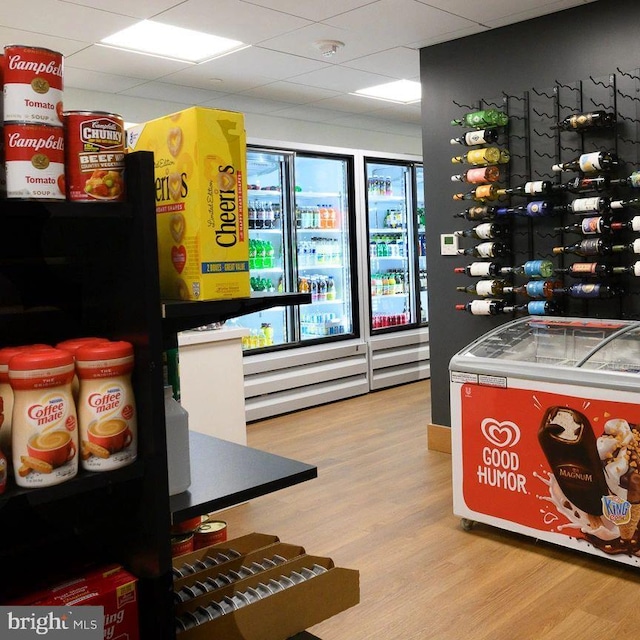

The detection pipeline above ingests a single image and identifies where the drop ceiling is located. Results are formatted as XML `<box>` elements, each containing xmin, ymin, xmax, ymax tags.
<box><xmin>0</xmin><ymin>0</ymin><xmax>595</xmax><ymax>136</ymax></box>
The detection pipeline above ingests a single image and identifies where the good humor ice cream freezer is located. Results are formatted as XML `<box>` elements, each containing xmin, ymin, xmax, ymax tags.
<box><xmin>450</xmin><ymin>316</ymin><xmax>640</xmax><ymax>567</ymax></box>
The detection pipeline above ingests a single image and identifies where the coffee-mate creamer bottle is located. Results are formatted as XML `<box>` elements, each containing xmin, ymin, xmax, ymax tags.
<box><xmin>75</xmin><ymin>341</ymin><xmax>137</xmax><ymax>471</ymax></box>
<box><xmin>0</xmin><ymin>344</ymin><xmax>49</xmax><ymax>466</ymax></box>
<box><xmin>10</xmin><ymin>348</ymin><xmax>79</xmax><ymax>488</ymax></box>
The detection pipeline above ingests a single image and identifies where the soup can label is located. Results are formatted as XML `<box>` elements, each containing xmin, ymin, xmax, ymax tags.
<box><xmin>3</xmin><ymin>45</ymin><xmax>64</xmax><ymax>126</ymax></box>
<box><xmin>64</xmin><ymin>111</ymin><xmax>126</xmax><ymax>202</ymax></box>
<box><xmin>4</xmin><ymin>124</ymin><xmax>65</xmax><ymax>199</ymax></box>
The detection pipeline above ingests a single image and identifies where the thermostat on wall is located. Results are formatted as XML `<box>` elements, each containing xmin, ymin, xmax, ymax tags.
<box><xmin>440</xmin><ymin>233</ymin><xmax>459</xmax><ymax>255</ymax></box>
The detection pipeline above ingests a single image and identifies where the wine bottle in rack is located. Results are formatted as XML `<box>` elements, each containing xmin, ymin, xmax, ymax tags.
<box><xmin>551</xmin><ymin>283</ymin><xmax>624</xmax><ymax>299</ymax></box>
<box><xmin>514</xmin><ymin>300</ymin><xmax>561</xmax><ymax>316</ymax></box>
<box><xmin>554</xmin><ymin>216</ymin><xmax>615</xmax><ymax>235</ymax></box>
<box><xmin>454</xmin><ymin>262</ymin><xmax>505</xmax><ymax>277</ymax></box>
<box><xmin>450</xmin><ymin>128</ymin><xmax>499</xmax><ymax>146</ymax></box>
<box><xmin>550</xmin><ymin>111</ymin><xmax>616</xmax><ymax>131</ymax></box>
<box><xmin>502</xmin><ymin>260</ymin><xmax>555</xmax><ymax>278</ymax></box>
<box><xmin>610</xmin><ymin>216</ymin><xmax>640</xmax><ymax>232</ymax></box>
<box><xmin>504</xmin><ymin>280</ymin><xmax>562</xmax><ymax>299</ymax></box>
<box><xmin>552</xmin><ymin>238</ymin><xmax>629</xmax><ymax>257</ymax></box>
<box><xmin>494</xmin><ymin>200</ymin><xmax>557</xmax><ymax>217</ymax></box>
<box><xmin>611</xmin><ymin>171</ymin><xmax>640</xmax><ymax>189</ymax></box>
<box><xmin>551</xmin><ymin>175</ymin><xmax>611</xmax><ymax>194</ymax></box>
<box><xmin>496</xmin><ymin>180</ymin><xmax>554</xmax><ymax>197</ymax></box>
<box><xmin>457</xmin><ymin>241</ymin><xmax>510</xmax><ymax>258</ymax></box>
<box><xmin>561</xmin><ymin>196</ymin><xmax>611</xmax><ymax>215</ymax></box>
<box><xmin>453</xmin><ymin>204</ymin><xmax>506</xmax><ymax>220</ymax></box>
<box><xmin>455</xmin><ymin>299</ymin><xmax>514</xmax><ymax>316</ymax></box>
<box><xmin>454</xmin><ymin>222</ymin><xmax>510</xmax><ymax>240</ymax></box>
<box><xmin>451</xmin><ymin>109</ymin><xmax>509</xmax><ymax>128</ymax></box>
<box><xmin>451</xmin><ymin>166</ymin><xmax>501</xmax><ymax>184</ymax></box>
<box><xmin>456</xmin><ymin>279</ymin><xmax>509</xmax><ymax>296</ymax></box>
<box><xmin>612</xmin><ymin>262</ymin><xmax>640</xmax><ymax>276</ymax></box>
<box><xmin>555</xmin><ymin>262</ymin><xmax>616</xmax><ymax>277</ymax></box>
<box><xmin>610</xmin><ymin>197</ymin><xmax>640</xmax><ymax>210</ymax></box>
<box><xmin>551</xmin><ymin>151</ymin><xmax>619</xmax><ymax>174</ymax></box>
<box><xmin>451</xmin><ymin>147</ymin><xmax>510</xmax><ymax>166</ymax></box>
<box><xmin>452</xmin><ymin>185</ymin><xmax>503</xmax><ymax>202</ymax></box>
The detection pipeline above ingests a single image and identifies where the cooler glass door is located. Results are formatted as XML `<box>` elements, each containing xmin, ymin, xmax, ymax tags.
<box><xmin>242</xmin><ymin>149</ymin><xmax>295</xmax><ymax>350</ymax></box>
<box><xmin>366</xmin><ymin>160</ymin><xmax>416</xmax><ymax>331</ymax></box>
<box><xmin>416</xmin><ymin>164</ymin><xmax>428</xmax><ymax>324</ymax></box>
<box><xmin>293</xmin><ymin>153</ymin><xmax>355</xmax><ymax>341</ymax></box>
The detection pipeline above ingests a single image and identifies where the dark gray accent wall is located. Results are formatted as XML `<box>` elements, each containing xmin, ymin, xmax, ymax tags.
<box><xmin>420</xmin><ymin>0</ymin><xmax>640</xmax><ymax>427</ymax></box>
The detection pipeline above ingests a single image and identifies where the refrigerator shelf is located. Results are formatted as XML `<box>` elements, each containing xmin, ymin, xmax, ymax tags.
<box><xmin>296</xmin><ymin>191</ymin><xmax>342</xmax><ymax>198</ymax></box>
<box><xmin>297</xmin><ymin>228</ymin><xmax>344</xmax><ymax>233</ymax></box>
<box><xmin>370</xmin><ymin>227</ymin><xmax>405</xmax><ymax>233</ymax></box>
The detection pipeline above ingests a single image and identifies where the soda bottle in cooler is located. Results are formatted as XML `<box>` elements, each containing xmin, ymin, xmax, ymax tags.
<box><xmin>327</xmin><ymin>276</ymin><xmax>336</xmax><ymax>300</ymax></box>
<box><xmin>255</xmin><ymin>239</ymin><xmax>265</xmax><ymax>269</ymax></box>
<box><xmin>265</xmin><ymin>241</ymin><xmax>274</xmax><ymax>268</ymax></box>
<box><xmin>328</xmin><ymin>204</ymin><xmax>337</xmax><ymax>229</ymax></box>
<box><xmin>248</xmin><ymin>202</ymin><xmax>256</xmax><ymax>229</ymax></box>
<box><xmin>318</xmin><ymin>276</ymin><xmax>327</xmax><ymax>301</ymax></box>
<box><xmin>249</xmin><ymin>239</ymin><xmax>256</xmax><ymax>270</ymax></box>
<box><xmin>310</xmin><ymin>276</ymin><xmax>319</xmax><ymax>302</ymax></box>
<box><xmin>255</xmin><ymin>201</ymin><xmax>265</xmax><ymax>229</ymax></box>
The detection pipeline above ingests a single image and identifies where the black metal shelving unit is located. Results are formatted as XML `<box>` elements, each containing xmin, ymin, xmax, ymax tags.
<box><xmin>0</xmin><ymin>151</ymin><xmax>318</xmax><ymax>640</ymax></box>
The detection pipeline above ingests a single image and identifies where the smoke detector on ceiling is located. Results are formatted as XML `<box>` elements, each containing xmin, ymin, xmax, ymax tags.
<box><xmin>314</xmin><ymin>40</ymin><xmax>345</xmax><ymax>58</ymax></box>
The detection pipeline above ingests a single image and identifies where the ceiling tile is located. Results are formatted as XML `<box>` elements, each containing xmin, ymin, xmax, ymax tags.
<box><xmin>322</xmin><ymin>0</ymin><xmax>478</xmax><ymax>48</ymax></box>
<box><xmin>119</xmin><ymin>80</ymin><xmax>229</xmax><ymax>104</ymax></box>
<box><xmin>407</xmin><ymin>24</ymin><xmax>488</xmax><ymax>49</ymax></box>
<box><xmin>313</xmin><ymin>92</ymin><xmax>391</xmax><ymax>114</ymax></box>
<box><xmin>0</xmin><ymin>26</ymin><xmax>90</xmax><ymax>57</ymax></box>
<box><xmin>64</xmin><ymin>66</ymin><xmax>145</xmax><ymax>92</ymax></box>
<box><xmin>240</xmin><ymin>0</ymin><xmax>376</xmax><ymax>22</ymax></box>
<box><xmin>59</xmin><ymin>0</ymin><xmax>185</xmax><ymax>19</ymax></box>
<box><xmin>152</xmin><ymin>0</ymin><xmax>312</xmax><ymax>44</ymax></box>
<box><xmin>329</xmin><ymin>112</ymin><xmax>422</xmax><ymax>136</ymax></box>
<box><xmin>343</xmin><ymin>46</ymin><xmax>420</xmax><ymax>80</ymax></box>
<box><xmin>241</xmin><ymin>81</ymin><xmax>341</xmax><ymax>104</ymax></box>
<box><xmin>414</xmin><ymin>0</ymin><xmax>590</xmax><ymax>24</ymax></box>
<box><xmin>202</xmin><ymin>94</ymin><xmax>296</xmax><ymax>114</ymax></box>
<box><xmin>1</xmin><ymin>0</ymin><xmax>136</xmax><ymax>42</ymax></box>
<box><xmin>66</xmin><ymin>44</ymin><xmax>193</xmax><ymax>80</ymax></box>
<box><xmin>480</xmin><ymin>0</ymin><xmax>598</xmax><ymax>28</ymax></box>
<box><xmin>286</xmin><ymin>66</ymin><xmax>393</xmax><ymax>93</ymax></box>
<box><xmin>265</xmin><ymin>104</ymin><xmax>347</xmax><ymax>123</ymax></box>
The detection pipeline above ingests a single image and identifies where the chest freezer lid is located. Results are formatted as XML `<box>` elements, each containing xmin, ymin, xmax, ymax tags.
<box><xmin>579</xmin><ymin>323</ymin><xmax>640</xmax><ymax>372</ymax></box>
<box><xmin>449</xmin><ymin>316</ymin><xmax>638</xmax><ymax>374</ymax></box>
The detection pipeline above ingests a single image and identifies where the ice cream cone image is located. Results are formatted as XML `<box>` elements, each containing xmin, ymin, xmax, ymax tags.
<box><xmin>619</xmin><ymin>503</ymin><xmax>640</xmax><ymax>540</ymax></box>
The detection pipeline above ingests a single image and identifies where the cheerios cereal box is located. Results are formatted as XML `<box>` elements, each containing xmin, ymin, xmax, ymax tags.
<box><xmin>127</xmin><ymin>107</ymin><xmax>249</xmax><ymax>300</ymax></box>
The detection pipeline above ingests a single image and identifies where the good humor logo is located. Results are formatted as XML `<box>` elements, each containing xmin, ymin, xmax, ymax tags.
<box><xmin>1</xmin><ymin>607</ymin><xmax>103</xmax><ymax>639</ymax></box>
<box><xmin>477</xmin><ymin>418</ymin><xmax>528</xmax><ymax>494</ymax></box>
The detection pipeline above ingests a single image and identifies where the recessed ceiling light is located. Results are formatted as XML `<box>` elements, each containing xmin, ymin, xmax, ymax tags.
<box><xmin>99</xmin><ymin>20</ymin><xmax>248</xmax><ymax>64</ymax></box>
<box><xmin>352</xmin><ymin>79</ymin><xmax>422</xmax><ymax>105</ymax></box>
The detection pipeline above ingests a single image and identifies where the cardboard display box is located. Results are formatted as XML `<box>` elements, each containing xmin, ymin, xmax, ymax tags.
<box><xmin>172</xmin><ymin>533</ymin><xmax>360</xmax><ymax>640</ymax></box>
<box><xmin>127</xmin><ymin>106</ymin><xmax>250</xmax><ymax>301</ymax></box>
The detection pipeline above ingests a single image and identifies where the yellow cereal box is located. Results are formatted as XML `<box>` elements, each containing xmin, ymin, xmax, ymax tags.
<box><xmin>127</xmin><ymin>107</ymin><xmax>249</xmax><ymax>300</ymax></box>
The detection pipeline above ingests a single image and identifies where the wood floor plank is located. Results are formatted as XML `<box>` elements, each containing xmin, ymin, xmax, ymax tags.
<box><xmin>219</xmin><ymin>381</ymin><xmax>640</xmax><ymax>640</ymax></box>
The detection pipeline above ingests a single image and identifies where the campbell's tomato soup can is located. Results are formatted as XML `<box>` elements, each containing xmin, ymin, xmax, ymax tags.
<box><xmin>64</xmin><ymin>111</ymin><xmax>126</xmax><ymax>202</ymax></box>
<box><xmin>4</xmin><ymin>123</ymin><xmax>65</xmax><ymax>199</ymax></box>
<box><xmin>3</xmin><ymin>45</ymin><xmax>63</xmax><ymax>126</ymax></box>
<box><xmin>9</xmin><ymin>348</ymin><xmax>78</xmax><ymax>488</ymax></box>
<box><xmin>75</xmin><ymin>341</ymin><xmax>137</xmax><ymax>472</ymax></box>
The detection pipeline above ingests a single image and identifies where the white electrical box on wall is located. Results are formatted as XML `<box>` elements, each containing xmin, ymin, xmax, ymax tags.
<box><xmin>440</xmin><ymin>233</ymin><xmax>459</xmax><ymax>255</ymax></box>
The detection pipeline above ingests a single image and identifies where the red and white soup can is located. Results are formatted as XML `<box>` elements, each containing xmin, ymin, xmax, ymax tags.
<box><xmin>4</xmin><ymin>123</ymin><xmax>65</xmax><ymax>200</ymax></box>
<box><xmin>64</xmin><ymin>111</ymin><xmax>126</xmax><ymax>202</ymax></box>
<box><xmin>3</xmin><ymin>45</ymin><xmax>64</xmax><ymax>126</ymax></box>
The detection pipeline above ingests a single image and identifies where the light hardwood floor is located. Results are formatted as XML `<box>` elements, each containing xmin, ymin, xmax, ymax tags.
<box><xmin>219</xmin><ymin>381</ymin><xmax>640</xmax><ymax>640</ymax></box>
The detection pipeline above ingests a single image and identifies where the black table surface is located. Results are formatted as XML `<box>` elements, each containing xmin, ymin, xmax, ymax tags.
<box><xmin>169</xmin><ymin>432</ymin><xmax>318</xmax><ymax>524</ymax></box>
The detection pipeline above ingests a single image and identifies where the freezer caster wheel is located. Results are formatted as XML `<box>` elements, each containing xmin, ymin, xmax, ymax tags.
<box><xmin>461</xmin><ymin>518</ymin><xmax>475</xmax><ymax>531</ymax></box>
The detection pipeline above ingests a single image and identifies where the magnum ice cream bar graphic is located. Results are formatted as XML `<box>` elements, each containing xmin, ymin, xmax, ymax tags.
<box><xmin>538</xmin><ymin>406</ymin><xmax>609</xmax><ymax>515</ymax></box>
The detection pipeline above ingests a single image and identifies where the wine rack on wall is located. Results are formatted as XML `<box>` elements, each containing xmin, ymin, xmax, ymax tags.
<box><xmin>451</xmin><ymin>66</ymin><xmax>640</xmax><ymax>320</ymax></box>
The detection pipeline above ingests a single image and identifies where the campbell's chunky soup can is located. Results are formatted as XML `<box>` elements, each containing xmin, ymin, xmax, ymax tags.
<box><xmin>4</xmin><ymin>123</ymin><xmax>65</xmax><ymax>199</ymax></box>
<box><xmin>9</xmin><ymin>348</ymin><xmax>78</xmax><ymax>488</ymax></box>
<box><xmin>64</xmin><ymin>111</ymin><xmax>126</xmax><ymax>202</ymax></box>
<box><xmin>75</xmin><ymin>341</ymin><xmax>137</xmax><ymax>472</ymax></box>
<box><xmin>3</xmin><ymin>45</ymin><xmax>63</xmax><ymax>126</ymax></box>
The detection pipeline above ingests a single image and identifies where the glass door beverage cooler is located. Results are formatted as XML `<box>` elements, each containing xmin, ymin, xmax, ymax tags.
<box><xmin>416</xmin><ymin>165</ymin><xmax>428</xmax><ymax>323</ymax></box>
<box><xmin>450</xmin><ymin>315</ymin><xmax>640</xmax><ymax>568</ymax></box>
<box><xmin>365</xmin><ymin>158</ymin><xmax>424</xmax><ymax>332</ymax></box>
<box><xmin>241</xmin><ymin>147</ymin><xmax>357</xmax><ymax>350</ymax></box>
